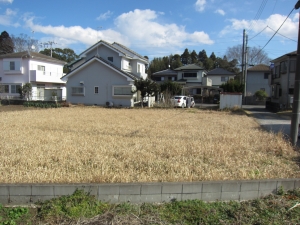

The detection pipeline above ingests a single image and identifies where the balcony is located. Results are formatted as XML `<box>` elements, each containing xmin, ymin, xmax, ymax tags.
<box><xmin>30</xmin><ymin>70</ymin><xmax>65</xmax><ymax>83</ymax></box>
<box><xmin>122</xmin><ymin>65</ymin><xmax>132</xmax><ymax>72</ymax></box>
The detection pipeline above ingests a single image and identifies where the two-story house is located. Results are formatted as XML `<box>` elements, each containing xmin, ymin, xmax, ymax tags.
<box><xmin>62</xmin><ymin>40</ymin><xmax>149</xmax><ymax>107</ymax></box>
<box><xmin>152</xmin><ymin>64</ymin><xmax>219</xmax><ymax>96</ymax></box>
<box><xmin>206</xmin><ymin>68</ymin><xmax>235</xmax><ymax>87</ymax></box>
<box><xmin>246</xmin><ymin>64</ymin><xmax>270</xmax><ymax>96</ymax></box>
<box><xmin>0</xmin><ymin>51</ymin><xmax>66</xmax><ymax>101</ymax></box>
<box><xmin>268</xmin><ymin>51</ymin><xmax>296</xmax><ymax>108</ymax></box>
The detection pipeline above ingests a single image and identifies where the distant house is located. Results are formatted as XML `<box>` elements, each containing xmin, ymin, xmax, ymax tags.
<box><xmin>62</xmin><ymin>40</ymin><xmax>150</xmax><ymax>107</ymax></box>
<box><xmin>152</xmin><ymin>64</ymin><xmax>225</xmax><ymax>96</ymax></box>
<box><xmin>246</xmin><ymin>64</ymin><xmax>271</xmax><ymax>96</ymax></box>
<box><xmin>268</xmin><ymin>51</ymin><xmax>296</xmax><ymax>109</ymax></box>
<box><xmin>0</xmin><ymin>51</ymin><xmax>66</xmax><ymax>100</ymax></box>
<box><xmin>206</xmin><ymin>68</ymin><xmax>236</xmax><ymax>87</ymax></box>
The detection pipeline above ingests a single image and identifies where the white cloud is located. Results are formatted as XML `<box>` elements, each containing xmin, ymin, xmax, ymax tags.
<box><xmin>219</xmin><ymin>14</ymin><xmax>298</xmax><ymax>39</ymax></box>
<box><xmin>0</xmin><ymin>0</ymin><xmax>13</xmax><ymax>3</ymax></box>
<box><xmin>6</xmin><ymin>8</ymin><xmax>16</xmax><ymax>16</ymax></box>
<box><xmin>195</xmin><ymin>0</ymin><xmax>206</xmax><ymax>12</ymax></box>
<box><xmin>24</xmin><ymin>9</ymin><xmax>213</xmax><ymax>56</ymax></box>
<box><xmin>114</xmin><ymin>9</ymin><xmax>213</xmax><ymax>48</ymax></box>
<box><xmin>0</xmin><ymin>7</ymin><xmax>19</xmax><ymax>27</ymax></box>
<box><xmin>96</xmin><ymin>10</ymin><xmax>113</xmax><ymax>20</ymax></box>
<box><xmin>215</xmin><ymin>9</ymin><xmax>225</xmax><ymax>16</ymax></box>
<box><xmin>24</xmin><ymin>16</ymin><xmax>128</xmax><ymax>47</ymax></box>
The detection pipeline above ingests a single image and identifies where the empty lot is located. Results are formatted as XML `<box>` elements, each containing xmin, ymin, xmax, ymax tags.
<box><xmin>0</xmin><ymin>106</ymin><xmax>299</xmax><ymax>183</ymax></box>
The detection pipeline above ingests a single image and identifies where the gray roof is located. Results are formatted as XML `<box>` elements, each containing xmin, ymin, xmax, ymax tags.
<box><xmin>247</xmin><ymin>64</ymin><xmax>270</xmax><ymax>72</ymax></box>
<box><xmin>207</xmin><ymin>68</ymin><xmax>235</xmax><ymax>76</ymax></box>
<box><xmin>112</xmin><ymin>42</ymin><xmax>148</xmax><ymax>62</ymax></box>
<box><xmin>152</xmin><ymin>69</ymin><xmax>177</xmax><ymax>76</ymax></box>
<box><xmin>62</xmin><ymin>55</ymin><xmax>137</xmax><ymax>80</ymax></box>
<box><xmin>271</xmin><ymin>50</ymin><xmax>296</xmax><ymax>62</ymax></box>
<box><xmin>0</xmin><ymin>51</ymin><xmax>66</xmax><ymax>65</ymax></box>
<box><xmin>174</xmin><ymin>64</ymin><xmax>204</xmax><ymax>71</ymax></box>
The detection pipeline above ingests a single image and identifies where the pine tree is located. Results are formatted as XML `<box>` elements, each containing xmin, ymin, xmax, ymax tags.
<box><xmin>0</xmin><ymin>31</ymin><xmax>14</xmax><ymax>55</ymax></box>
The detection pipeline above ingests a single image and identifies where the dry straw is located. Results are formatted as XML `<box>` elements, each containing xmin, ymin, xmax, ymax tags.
<box><xmin>0</xmin><ymin>107</ymin><xmax>299</xmax><ymax>183</ymax></box>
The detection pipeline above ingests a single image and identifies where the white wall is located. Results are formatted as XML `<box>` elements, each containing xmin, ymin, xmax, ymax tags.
<box><xmin>220</xmin><ymin>93</ymin><xmax>242</xmax><ymax>109</ymax></box>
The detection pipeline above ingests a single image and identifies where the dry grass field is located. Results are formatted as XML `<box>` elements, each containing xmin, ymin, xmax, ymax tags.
<box><xmin>0</xmin><ymin>106</ymin><xmax>299</xmax><ymax>183</ymax></box>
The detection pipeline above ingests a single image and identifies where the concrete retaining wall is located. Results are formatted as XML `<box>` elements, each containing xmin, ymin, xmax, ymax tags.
<box><xmin>0</xmin><ymin>179</ymin><xmax>299</xmax><ymax>205</ymax></box>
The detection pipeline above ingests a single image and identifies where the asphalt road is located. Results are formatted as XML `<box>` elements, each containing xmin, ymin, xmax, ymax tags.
<box><xmin>242</xmin><ymin>105</ymin><xmax>300</xmax><ymax>147</ymax></box>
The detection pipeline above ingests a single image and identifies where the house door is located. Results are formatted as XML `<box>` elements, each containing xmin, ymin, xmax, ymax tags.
<box><xmin>37</xmin><ymin>84</ymin><xmax>45</xmax><ymax>100</ymax></box>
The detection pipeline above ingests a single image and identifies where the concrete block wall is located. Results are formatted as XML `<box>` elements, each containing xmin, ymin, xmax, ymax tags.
<box><xmin>0</xmin><ymin>178</ymin><xmax>299</xmax><ymax>205</ymax></box>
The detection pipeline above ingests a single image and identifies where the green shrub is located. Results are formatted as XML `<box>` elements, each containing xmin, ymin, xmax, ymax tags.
<box><xmin>254</xmin><ymin>90</ymin><xmax>268</xmax><ymax>101</ymax></box>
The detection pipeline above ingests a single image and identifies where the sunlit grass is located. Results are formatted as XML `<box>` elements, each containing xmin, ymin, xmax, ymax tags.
<box><xmin>0</xmin><ymin>107</ymin><xmax>299</xmax><ymax>183</ymax></box>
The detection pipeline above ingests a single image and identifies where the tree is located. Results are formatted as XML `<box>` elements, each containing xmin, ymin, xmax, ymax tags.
<box><xmin>198</xmin><ymin>49</ymin><xmax>208</xmax><ymax>64</ymax></box>
<box><xmin>160</xmin><ymin>80</ymin><xmax>182</xmax><ymax>96</ymax></box>
<box><xmin>219</xmin><ymin>80</ymin><xmax>244</xmax><ymax>93</ymax></box>
<box><xmin>171</xmin><ymin>54</ymin><xmax>182</xmax><ymax>69</ymax></box>
<box><xmin>209</xmin><ymin>52</ymin><xmax>216</xmax><ymax>61</ymax></box>
<box><xmin>11</xmin><ymin>33</ymin><xmax>39</xmax><ymax>52</ymax></box>
<box><xmin>180</xmin><ymin>48</ymin><xmax>191</xmax><ymax>65</ymax></box>
<box><xmin>190</xmin><ymin>50</ymin><xmax>198</xmax><ymax>63</ymax></box>
<box><xmin>18</xmin><ymin>83</ymin><xmax>32</xmax><ymax>100</ymax></box>
<box><xmin>40</xmin><ymin>48</ymin><xmax>79</xmax><ymax>73</ymax></box>
<box><xmin>0</xmin><ymin>31</ymin><xmax>14</xmax><ymax>55</ymax></box>
<box><xmin>226</xmin><ymin>44</ymin><xmax>271</xmax><ymax>65</ymax></box>
<box><xmin>132</xmin><ymin>78</ymin><xmax>159</xmax><ymax>107</ymax></box>
<box><xmin>203</xmin><ymin>58</ymin><xmax>214</xmax><ymax>71</ymax></box>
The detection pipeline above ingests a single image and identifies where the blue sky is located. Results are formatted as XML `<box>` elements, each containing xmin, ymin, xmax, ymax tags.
<box><xmin>0</xmin><ymin>0</ymin><xmax>298</xmax><ymax>62</ymax></box>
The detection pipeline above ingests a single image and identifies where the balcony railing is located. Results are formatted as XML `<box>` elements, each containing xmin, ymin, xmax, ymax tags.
<box><xmin>30</xmin><ymin>70</ymin><xmax>65</xmax><ymax>83</ymax></box>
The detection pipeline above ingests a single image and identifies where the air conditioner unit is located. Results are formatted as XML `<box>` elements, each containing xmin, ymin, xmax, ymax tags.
<box><xmin>80</xmin><ymin>81</ymin><xmax>84</xmax><ymax>84</ymax></box>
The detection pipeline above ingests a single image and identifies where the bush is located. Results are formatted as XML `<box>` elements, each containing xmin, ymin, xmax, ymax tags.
<box><xmin>254</xmin><ymin>90</ymin><xmax>268</xmax><ymax>101</ymax></box>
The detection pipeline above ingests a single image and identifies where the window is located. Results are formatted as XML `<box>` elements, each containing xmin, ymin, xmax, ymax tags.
<box><xmin>0</xmin><ymin>85</ymin><xmax>9</xmax><ymax>93</ymax></box>
<box><xmin>161</xmin><ymin>77</ymin><xmax>165</xmax><ymax>81</ymax></box>
<box><xmin>290</xmin><ymin>60</ymin><xmax>296</xmax><ymax>72</ymax></box>
<box><xmin>108</xmin><ymin>57</ymin><xmax>113</xmax><ymax>62</ymax></box>
<box><xmin>113</xmin><ymin>86</ymin><xmax>132</xmax><ymax>96</ymax></box>
<box><xmin>137</xmin><ymin>64</ymin><xmax>141</xmax><ymax>73</ymax></box>
<box><xmin>38</xmin><ymin>65</ymin><xmax>45</xmax><ymax>71</ymax></box>
<box><xmin>94</xmin><ymin>86</ymin><xmax>99</xmax><ymax>94</ymax></box>
<box><xmin>289</xmin><ymin>88</ymin><xmax>294</xmax><ymax>95</ymax></box>
<box><xmin>264</xmin><ymin>73</ymin><xmax>269</xmax><ymax>79</ymax></box>
<box><xmin>72</xmin><ymin>87</ymin><xmax>84</xmax><ymax>96</ymax></box>
<box><xmin>275</xmin><ymin>66</ymin><xmax>280</xmax><ymax>78</ymax></box>
<box><xmin>11</xmin><ymin>85</ymin><xmax>21</xmax><ymax>93</ymax></box>
<box><xmin>10</xmin><ymin>62</ymin><xmax>15</xmax><ymax>70</ymax></box>
<box><xmin>183</xmin><ymin>73</ymin><xmax>197</xmax><ymax>78</ymax></box>
<box><xmin>280</xmin><ymin>61</ymin><xmax>287</xmax><ymax>74</ymax></box>
<box><xmin>221</xmin><ymin>77</ymin><xmax>228</xmax><ymax>82</ymax></box>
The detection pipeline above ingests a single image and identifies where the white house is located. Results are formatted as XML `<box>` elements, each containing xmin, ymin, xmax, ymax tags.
<box><xmin>62</xmin><ymin>40</ymin><xmax>150</xmax><ymax>107</ymax></box>
<box><xmin>246</xmin><ymin>64</ymin><xmax>271</xmax><ymax>96</ymax></box>
<box><xmin>206</xmin><ymin>67</ymin><xmax>236</xmax><ymax>87</ymax></box>
<box><xmin>0</xmin><ymin>51</ymin><xmax>67</xmax><ymax>100</ymax></box>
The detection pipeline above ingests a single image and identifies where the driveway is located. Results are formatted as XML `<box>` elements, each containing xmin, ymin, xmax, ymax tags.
<box><xmin>242</xmin><ymin>105</ymin><xmax>300</xmax><ymax>146</ymax></box>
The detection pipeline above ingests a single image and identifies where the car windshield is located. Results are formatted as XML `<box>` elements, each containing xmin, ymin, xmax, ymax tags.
<box><xmin>174</xmin><ymin>97</ymin><xmax>181</xmax><ymax>99</ymax></box>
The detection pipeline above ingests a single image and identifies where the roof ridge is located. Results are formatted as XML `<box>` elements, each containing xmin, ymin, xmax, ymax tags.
<box><xmin>112</xmin><ymin>42</ymin><xmax>147</xmax><ymax>61</ymax></box>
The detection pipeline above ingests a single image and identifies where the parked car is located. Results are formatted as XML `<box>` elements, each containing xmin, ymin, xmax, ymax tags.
<box><xmin>170</xmin><ymin>96</ymin><xmax>195</xmax><ymax>108</ymax></box>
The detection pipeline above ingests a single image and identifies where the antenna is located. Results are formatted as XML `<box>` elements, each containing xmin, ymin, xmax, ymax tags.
<box><xmin>39</xmin><ymin>41</ymin><xmax>57</xmax><ymax>57</ymax></box>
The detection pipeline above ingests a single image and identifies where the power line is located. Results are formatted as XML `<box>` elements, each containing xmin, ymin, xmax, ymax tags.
<box><xmin>266</xmin><ymin>25</ymin><xmax>297</xmax><ymax>42</ymax></box>
<box><xmin>250</xmin><ymin>6</ymin><xmax>295</xmax><ymax>62</ymax></box>
<box><xmin>248</xmin><ymin>26</ymin><xmax>268</xmax><ymax>40</ymax></box>
<box><xmin>248</xmin><ymin>0</ymin><xmax>269</xmax><ymax>31</ymax></box>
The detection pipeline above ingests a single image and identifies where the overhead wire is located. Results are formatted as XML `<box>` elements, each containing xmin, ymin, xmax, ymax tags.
<box><xmin>250</xmin><ymin>7</ymin><xmax>295</xmax><ymax>62</ymax></box>
<box><xmin>248</xmin><ymin>0</ymin><xmax>269</xmax><ymax>31</ymax></box>
<box><xmin>266</xmin><ymin>25</ymin><xmax>297</xmax><ymax>42</ymax></box>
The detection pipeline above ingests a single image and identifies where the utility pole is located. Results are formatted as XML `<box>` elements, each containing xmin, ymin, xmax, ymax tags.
<box><xmin>244</xmin><ymin>34</ymin><xmax>248</xmax><ymax>99</ymax></box>
<box><xmin>241</xmin><ymin>29</ymin><xmax>246</xmax><ymax>86</ymax></box>
<box><xmin>290</xmin><ymin>0</ymin><xmax>300</xmax><ymax>145</ymax></box>
<box><xmin>40</xmin><ymin>41</ymin><xmax>57</xmax><ymax>57</ymax></box>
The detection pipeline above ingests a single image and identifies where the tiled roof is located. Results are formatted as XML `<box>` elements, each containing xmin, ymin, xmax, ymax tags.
<box><xmin>207</xmin><ymin>68</ymin><xmax>235</xmax><ymax>75</ymax></box>
<box><xmin>152</xmin><ymin>69</ymin><xmax>177</xmax><ymax>76</ymax></box>
<box><xmin>271</xmin><ymin>50</ymin><xmax>297</xmax><ymax>62</ymax></box>
<box><xmin>174</xmin><ymin>64</ymin><xmax>204</xmax><ymax>71</ymax></box>
<box><xmin>0</xmin><ymin>51</ymin><xmax>66</xmax><ymax>64</ymax></box>
<box><xmin>247</xmin><ymin>64</ymin><xmax>270</xmax><ymax>71</ymax></box>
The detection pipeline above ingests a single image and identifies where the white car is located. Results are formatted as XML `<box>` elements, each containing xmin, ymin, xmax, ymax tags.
<box><xmin>170</xmin><ymin>96</ymin><xmax>195</xmax><ymax>108</ymax></box>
